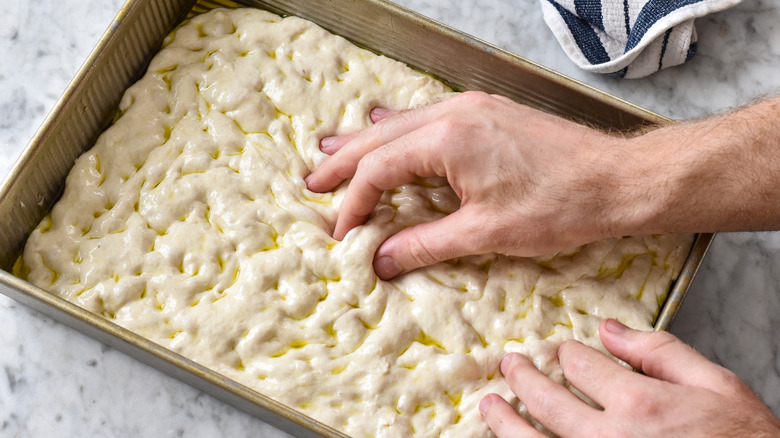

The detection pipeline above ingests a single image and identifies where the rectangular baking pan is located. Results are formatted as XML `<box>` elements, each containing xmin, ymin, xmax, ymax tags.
<box><xmin>0</xmin><ymin>0</ymin><xmax>712</xmax><ymax>436</ymax></box>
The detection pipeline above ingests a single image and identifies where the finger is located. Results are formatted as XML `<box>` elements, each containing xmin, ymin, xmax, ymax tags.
<box><xmin>599</xmin><ymin>319</ymin><xmax>739</xmax><ymax>394</ymax></box>
<box><xmin>306</xmin><ymin>102</ymin><xmax>448</xmax><ymax>193</ymax></box>
<box><xmin>556</xmin><ymin>339</ymin><xmax>643</xmax><ymax>409</ymax></box>
<box><xmin>319</xmin><ymin>132</ymin><xmax>357</xmax><ymax>155</ymax></box>
<box><xmin>500</xmin><ymin>353</ymin><xmax>601</xmax><ymax>436</ymax></box>
<box><xmin>330</xmin><ymin>149</ymin><xmax>418</xmax><ymax>240</ymax></box>
<box><xmin>331</xmin><ymin>132</ymin><xmax>447</xmax><ymax>240</ymax></box>
<box><xmin>317</xmin><ymin>108</ymin><xmax>403</xmax><ymax>155</ymax></box>
<box><xmin>372</xmin><ymin>209</ymin><xmax>489</xmax><ymax>279</ymax></box>
<box><xmin>480</xmin><ymin>394</ymin><xmax>547</xmax><ymax>438</ymax></box>
<box><xmin>369</xmin><ymin>107</ymin><xmax>401</xmax><ymax>123</ymax></box>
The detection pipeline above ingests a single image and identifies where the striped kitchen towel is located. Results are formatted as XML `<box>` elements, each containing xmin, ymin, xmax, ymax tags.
<box><xmin>540</xmin><ymin>0</ymin><xmax>743</xmax><ymax>78</ymax></box>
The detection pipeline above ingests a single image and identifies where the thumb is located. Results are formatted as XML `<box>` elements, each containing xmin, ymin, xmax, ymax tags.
<box><xmin>373</xmin><ymin>209</ymin><xmax>489</xmax><ymax>279</ymax></box>
<box><xmin>600</xmin><ymin>319</ymin><xmax>739</xmax><ymax>394</ymax></box>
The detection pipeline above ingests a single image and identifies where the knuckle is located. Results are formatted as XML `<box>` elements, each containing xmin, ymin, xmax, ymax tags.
<box><xmin>332</xmin><ymin>160</ymin><xmax>357</xmax><ymax>181</ymax></box>
<box><xmin>612</xmin><ymin>385</ymin><xmax>660</xmax><ymax>417</ymax></box>
<box><xmin>716</xmin><ymin>366</ymin><xmax>751</xmax><ymax>395</ymax></box>
<box><xmin>448</xmin><ymin>91</ymin><xmax>505</xmax><ymax>116</ymax></box>
<box><xmin>524</xmin><ymin>387</ymin><xmax>561</xmax><ymax>420</ymax></box>
<box><xmin>725</xmin><ymin>370</ymin><xmax>749</xmax><ymax>391</ymax></box>
<box><xmin>490</xmin><ymin>93</ymin><xmax>515</xmax><ymax>103</ymax></box>
<box><xmin>361</xmin><ymin>118</ymin><xmax>397</xmax><ymax>150</ymax></box>
<box><xmin>363</xmin><ymin>126</ymin><xmax>391</xmax><ymax>149</ymax></box>
<box><xmin>426</xmin><ymin>117</ymin><xmax>463</xmax><ymax>147</ymax></box>
<box><xmin>501</xmin><ymin>354</ymin><xmax>528</xmax><ymax>382</ymax></box>
<box><xmin>453</xmin><ymin>90</ymin><xmax>492</xmax><ymax>106</ymax></box>
<box><xmin>557</xmin><ymin>341</ymin><xmax>588</xmax><ymax>373</ymax></box>
<box><xmin>354</xmin><ymin>151</ymin><xmax>387</xmax><ymax>178</ymax></box>
<box><xmin>649</xmin><ymin>329</ymin><xmax>679</xmax><ymax>346</ymax></box>
<box><xmin>637</xmin><ymin>330</ymin><xmax>680</xmax><ymax>369</ymax></box>
<box><xmin>354</xmin><ymin>154</ymin><xmax>374</xmax><ymax>176</ymax></box>
<box><xmin>370</xmin><ymin>117</ymin><xmax>393</xmax><ymax>137</ymax></box>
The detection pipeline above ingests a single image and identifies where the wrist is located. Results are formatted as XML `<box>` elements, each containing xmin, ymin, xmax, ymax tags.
<box><xmin>583</xmin><ymin>127</ymin><xmax>679</xmax><ymax>240</ymax></box>
<box><xmin>540</xmin><ymin>130</ymin><xmax>652</xmax><ymax>246</ymax></box>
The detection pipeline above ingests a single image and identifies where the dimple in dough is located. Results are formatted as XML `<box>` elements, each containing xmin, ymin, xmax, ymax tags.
<box><xmin>16</xmin><ymin>8</ymin><xmax>693</xmax><ymax>437</ymax></box>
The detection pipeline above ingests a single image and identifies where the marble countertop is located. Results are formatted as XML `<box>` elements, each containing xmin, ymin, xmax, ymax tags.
<box><xmin>2</xmin><ymin>0</ymin><xmax>779</xmax><ymax>436</ymax></box>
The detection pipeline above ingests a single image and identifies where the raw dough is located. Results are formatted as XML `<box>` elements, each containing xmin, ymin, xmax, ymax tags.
<box><xmin>15</xmin><ymin>8</ymin><xmax>693</xmax><ymax>437</ymax></box>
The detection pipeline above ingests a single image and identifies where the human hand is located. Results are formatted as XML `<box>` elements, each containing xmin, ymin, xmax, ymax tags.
<box><xmin>305</xmin><ymin>91</ymin><xmax>628</xmax><ymax>279</ymax></box>
<box><xmin>479</xmin><ymin>318</ymin><xmax>780</xmax><ymax>437</ymax></box>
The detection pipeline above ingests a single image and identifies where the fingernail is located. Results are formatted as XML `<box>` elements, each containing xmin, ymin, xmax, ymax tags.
<box><xmin>320</xmin><ymin>136</ymin><xmax>337</xmax><ymax>152</ymax></box>
<box><xmin>499</xmin><ymin>353</ymin><xmax>516</xmax><ymax>376</ymax></box>
<box><xmin>304</xmin><ymin>174</ymin><xmax>313</xmax><ymax>186</ymax></box>
<box><xmin>374</xmin><ymin>255</ymin><xmax>403</xmax><ymax>279</ymax></box>
<box><xmin>370</xmin><ymin>107</ymin><xmax>389</xmax><ymax>121</ymax></box>
<box><xmin>604</xmin><ymin>318</ymin><xmax>629</xmax><ymax>334</ymax></box>
<box><xmin>479</xmin><ymin>396</ymin><xmax>493</xmax><ymax>418</ymax></box>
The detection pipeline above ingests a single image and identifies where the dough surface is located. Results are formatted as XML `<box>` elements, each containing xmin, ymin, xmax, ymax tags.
<box><xmin>16</xmin><ymin>8</ymin><xmax>693</xmax><ymax>437</ymax></box>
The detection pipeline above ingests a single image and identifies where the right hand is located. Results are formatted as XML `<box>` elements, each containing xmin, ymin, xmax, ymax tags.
<box><xmin>306</xmin><ymin>91</ymin><xmax>629</xmax><ymax>279</ymax></box>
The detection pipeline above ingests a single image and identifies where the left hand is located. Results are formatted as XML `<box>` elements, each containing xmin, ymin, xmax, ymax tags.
<box><xmin>479</xmin><ymin>319</ymin><xmax>780</xmax><ymax>437</ymax></box>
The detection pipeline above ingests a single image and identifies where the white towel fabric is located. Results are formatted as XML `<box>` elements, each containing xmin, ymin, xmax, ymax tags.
<box><xmin>539</xmin><ymin>0</ymin><xmax>742</xmax><ymax>78</ymax></box>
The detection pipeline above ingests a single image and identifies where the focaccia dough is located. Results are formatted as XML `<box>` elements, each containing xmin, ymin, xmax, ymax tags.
<box><xmin>15</xmin><ymin>8</ymin><xmax>693</xmax><ymax>437</ymax></box>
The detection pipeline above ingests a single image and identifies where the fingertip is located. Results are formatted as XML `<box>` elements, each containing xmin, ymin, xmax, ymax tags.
<box><xmin>480</xmin><ymin>393</ymin><xmax>543</xmax><ymax>438</ymax></box>
<box><xmin>332</xmin><ymin>211</ymin><xmax>371</xmax><ymax>241</ymax></box>
<box><xmin>373</xmin><ymin>237</ymin><xmax>408</xmax><ymax>279</ymax></box>
<box><xmin>500</xmin><ymin>352</ymin><xmax>524</xmax><ymax>377</ymax></box>
<box><xmin>557</xmin><ymin>338</ymin><xmax>579</xmax><ymax>359</ymax></box>
<box><xmin>598</xmin><ymin>320</ymin><xmax>721</xmax><ymax>388</ymax></box>
<box><xmin>319</xmin><ymin>136</ymin><xmax>338</xmax><ymax>154</ymax></box>
<box><xmin>373</xmin><ymin>213</ymin><xmax>483</xmax><ymax>280</ymax></box>
<box><xmin>598</xmin><ymin>318</ymin><xmax>633</xmax><ymax>354</ymax></box>
<box><xmin>319</xmin><ymin>132</ymin><xmax>358</xmax><ymax>155</ymax></box>
<box><xmin>602</xmin><ymin>318</ymin><xmax>629</xmax><ymax>335</ymax></box>
<box><xmin>304</xmin><ymin>171</ymin><xmax>329</xmax><ymax>194</ymax></box>
<box><xmin>304</xmin><ymin>172</ymin><xmax>319</xmax><ymax>192</ymax></box>
<box><xmin>373</xmin><ymin>255</ymin><xmax>404</xmax><ymax>280</ymax></box>
<box><xmin>332</xmin><ymin>222</ymin><xmax>348</xmax><ymax>241</ymax></box>
<box><xmin>479</xmin><ymin>394</ymin><xmax>496</xmax><ymax>418</ymax></box>
<box><xmin>369</xmin><ymin>107</ymin><xmax>392</xmax><ymax>122</ymax></box>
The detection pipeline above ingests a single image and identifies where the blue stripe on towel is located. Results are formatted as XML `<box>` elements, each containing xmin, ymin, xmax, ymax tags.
<box><xmin>540</xmin><ymin>0</ymin><xmax>736</xmax><ymax>77</ymax></box>
<box><xmin>574</xmin><ymin>0</ymin><xmax>604</xmax><ymax>31</ymax></box>
<box><xmin>686</xmin><ymin>41</ymin><xmax>698</xmax><ymax>61</ymax></box>
<box><xmin>658</xmin><ymin>28</ymin><xmax>673</xmax><ymax>69</ymax></box>
<box><xmin>547</xmin><ymin>0</ymin><xmax>610</xmax><ymax>65</ymax></box>
<box><xmin>623</xmin><ymin>0</ymin><xmax>631</xmax><ymax>36</ymax></box>
<box><xmin>626</xmin><ymin>0</ymin><xmax>706</xmax><ymax>51</ymax></box>
<box><xmin>609</xmin><ymin>66</ymin><xmax>628</xmax><ymax>78</ymax></box>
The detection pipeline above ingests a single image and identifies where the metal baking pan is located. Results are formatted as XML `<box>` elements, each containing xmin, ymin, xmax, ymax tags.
<box><xmin>0</xmin><ymin>0</ymin><xmax>712</xmax><ymax>436</ymax></box>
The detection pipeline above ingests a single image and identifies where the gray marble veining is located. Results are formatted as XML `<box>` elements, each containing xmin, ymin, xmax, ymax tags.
<box><xmin>2</xmin><ymin>0</ymin><xmax>779</xmax><ymax>436</ymax></box>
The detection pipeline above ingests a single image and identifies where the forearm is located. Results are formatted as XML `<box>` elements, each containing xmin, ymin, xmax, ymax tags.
<box><xmin>603</xmin><ymin>96</ymin><xmax>780</xmax><ymax>237</ymax></box>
